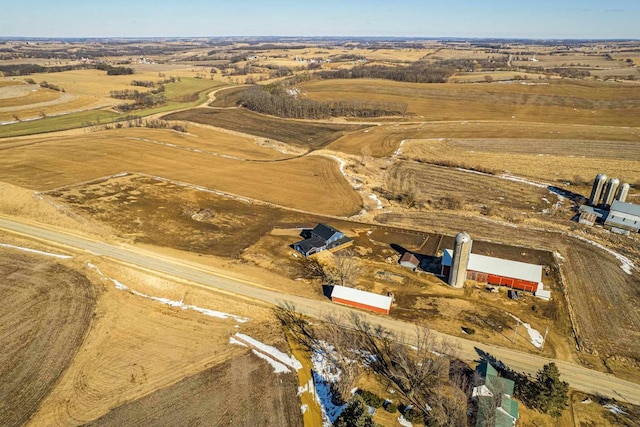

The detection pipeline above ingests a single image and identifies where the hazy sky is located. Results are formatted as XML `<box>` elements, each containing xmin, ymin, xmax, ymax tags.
<box><xmin>1</xmin><ymin>0</ymin><xmax>638</xmax><ymax>39</ymax></box>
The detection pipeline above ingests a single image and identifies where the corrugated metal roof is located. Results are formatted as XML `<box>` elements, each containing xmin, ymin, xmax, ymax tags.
<box><xmin>331</xmin><ymin>285</ymin><xmax>392</xmax><ymax>311</ymax></box>
<box><xmin>443</xmin><ymin>249</ymin><xmax>542</xmax><ymax>283</ymax></box>
<box><xmin>610</xmin><ymin>200</ymin><xmax>640</xmax><ymax>218</ymax></box>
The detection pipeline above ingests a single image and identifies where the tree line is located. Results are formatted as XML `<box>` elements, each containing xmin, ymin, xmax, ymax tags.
<box><xmin>239</xmin><ymin>85</ymin><xmax>406</xmax><ymax>119</ymax></box>
<box><xmin>0</xmin><ymin>63</ymin><xmax>88</xmax><ymax>76</ymax></box>
<box><xmin>96</xmin><ymin>63</ymin><xmax>134</xmax><ymax>75</ymax></box>
<box><xmin>316</xmin><ymin>62</ymin><xmax>456</xmax><ymax>83</ymax></box>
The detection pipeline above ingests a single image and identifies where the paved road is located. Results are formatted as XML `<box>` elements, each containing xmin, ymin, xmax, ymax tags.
<box><xmin>1</xmin><ymin>217</ymin><xmax>638</xmax><ymax>405</ymax></box>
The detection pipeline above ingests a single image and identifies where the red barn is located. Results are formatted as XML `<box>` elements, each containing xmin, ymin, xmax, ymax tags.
<box><xmin>330</xmin><ymin>285</ymin><xmax>393</xmax><ymax>315</ymax></box>
<box><xmin>441</xmin><ymin>249</ymin><xmax>542</xmax><ymax>292</ymax></box>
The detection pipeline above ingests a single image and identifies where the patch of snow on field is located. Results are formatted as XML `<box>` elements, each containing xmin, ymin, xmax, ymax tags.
<box><xmin>311</xmin><ymin>343</ymin><xmax>346</xmax><ymax>425</ymax></box>
<box><xmin>604</xmin><ymin>403</ymin><xmax>627</xmax><ymax>415</ymax></box>
<box><xmin>571</xmin><ymin>234</ymin><xmax>635</xmax><ymax>275</ymax></box>
<box><xmin>554</xmin><ymin>251</ymin><xmax>565</xmax><ymax>261</ymax></box>
<box><xmin>89</xmin><ymin>264</ymin><xmax>249</xmax><ymax>321</ymax></box>
<box><xmin>509</xmin><ymin>314</ymin><xmax>544</xmax><ymax>348</ymax></box>
<box><xmin>234</xmin><ymin>333</ymin><xmax>302</xmax><ymax>370</ymax></box>
<box><xmin>369</xmin><ymin>193</ymin><xmax>384</xmax><ymax>209</ymax></box>
<box><xmin>229</xmin><ymin>336</ymin><xmax>247</xmax><ymax>347</ymax></box>
<box><xmin>301</xmin><ymin>404</ymin><xmax>309</xmax><ymax>414</ymax></box>
<box><xmin>398</xmin><ymin>415</ymin><xmax>414</xmax><ymax>427</ymax></box>
<box><xmin>251</xmin><ymin>349</ymin><xmax>291</xmax><ymax>373</ymax></box>
<box><xmin>0</xmin><ymin>243</ymin><xmax>72</xmax><ymax>259</ymax></box>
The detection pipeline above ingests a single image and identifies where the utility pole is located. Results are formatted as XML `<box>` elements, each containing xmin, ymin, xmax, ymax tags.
<box><xmin>541</xmin><ymin>326</ymin><xmax>550</xmax><ymax>351</ymax></box>
<box><xmin>512</xmin><ymin>318</ymin><xmax>520</xmax><ymax>343</ymax></box>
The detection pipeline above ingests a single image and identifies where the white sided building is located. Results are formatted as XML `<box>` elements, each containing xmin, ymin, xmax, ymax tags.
<box><xmin>330</xmin><ymin>285</ymin><xmax>393</xmax><ymax>315</ymax></box>
<box><xmin>442</xmin><ymin>249</ymin><xmax>543</xmax><ymax>293</ymax></box>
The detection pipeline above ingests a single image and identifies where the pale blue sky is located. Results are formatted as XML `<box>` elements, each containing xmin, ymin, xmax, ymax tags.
<box><xmin>1</xmin><ymin>0</ymin><xmax>638</xmax><ymax>39</ymax></box>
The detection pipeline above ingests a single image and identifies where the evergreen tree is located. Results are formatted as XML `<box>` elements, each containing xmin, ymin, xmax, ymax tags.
<box><xmin>533</xmin><ymin>363</ymin><xmax>569</xmax><ymax>417</ymax></box>
<box><xmin>334</xmin><ymin>395</ymin><xmax>376</xmax><ymax>427</ymax></box>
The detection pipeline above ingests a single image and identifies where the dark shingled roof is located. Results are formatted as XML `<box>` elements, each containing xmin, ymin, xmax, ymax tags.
<box><xmin>311</xmin><ymin>223</ymin><xmax>341</xmax><ymax>241</ymax></box>
<box><xmin>296</xmin><ymin>236</ymin><xmax>327</xmax><ymax>254</ymax></box>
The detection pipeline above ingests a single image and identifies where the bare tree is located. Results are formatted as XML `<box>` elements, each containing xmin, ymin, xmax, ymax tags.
<box><xmin>326</xmin><ymin>250</ymin><xmax>362</xmax><ymax>287</ymax></box>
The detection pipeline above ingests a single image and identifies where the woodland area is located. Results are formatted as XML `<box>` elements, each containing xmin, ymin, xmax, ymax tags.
<box><xmin>239</xmin><ymin>85</ymin><xmax>407</xmax><ymax>119</ymax></box>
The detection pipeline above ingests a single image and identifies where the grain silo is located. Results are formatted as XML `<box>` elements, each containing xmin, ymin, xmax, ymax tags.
<box><xmin>603</xmin><ymin>178</ymin><xmax>620</xmax><ymax>208</ymax></box>
<box><xmin>616</xmin><ymin>183</ymin><xmax>630</xmax><ymax>203</ymax></box>
<box><xmin>588</xmin><ymin>173</ymin><xmax>607</xmax><ymax>206</ymax></box>
<box><xmin>449</xmin><ymin>231</ymin><xmax>472</xmax><ymax>288</ymax></box>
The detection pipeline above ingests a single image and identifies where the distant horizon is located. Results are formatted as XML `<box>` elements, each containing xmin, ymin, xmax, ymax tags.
<box><xmin>0</xmin><ymin>35</ymin><xmax>640</xmax><ymax>42</ymax></box>
<box><xmin>1</xmin><ymin>1</ymin><xmax>638</xmax><ymax>40</ymax></box>
<box><xmin>1</xmin><ymin>35</ymin><xmax>639</xmax><ymax>42</ymax></box>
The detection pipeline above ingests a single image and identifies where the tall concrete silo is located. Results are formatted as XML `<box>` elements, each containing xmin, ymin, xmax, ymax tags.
<box><xmin>616</xmin><ymin>183</ymin><xmax>630</xmax><ymax>203</ymax></box>
<box><xmin>589</xmin><ymin>173</ymin><xmax>607</xmax><ymax>206</ymax></box>
<box><xmin>603</xmin><ymin>177</ymin><xmax>620</xmax><ymax>208</ymax></box>
<box><xmin>449</xmin><ymin>231</ymin><xmax>472</xmax><ymax>289</ymax></box>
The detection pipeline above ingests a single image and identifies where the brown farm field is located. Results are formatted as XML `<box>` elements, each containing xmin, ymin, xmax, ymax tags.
<box><xmin>400</xmin><ymin>138</ymin><xmax>640</xmax><ymax>192</ymax></box>
<box><xmin>164</xmin><ymin>107</ymin><xmax>370</xmax><ymax>150</ymax></box>
<box><xmin>0</xmin><ymin>127</ymin><xmax>362</xmax><ymax>216</ymax></box>
<box><xmin>15</xmin><ymin>255</ymin><xmax>303</xmax><ymax>426</ymax></box>
<box><xmin>0</xmin><ymin>247</ymin><xmax>96</xmax><ymax>427</ymax></box>
<box><xmin>299</xmin><ymin>78</ymin><xmax>640</xmax><ymax>126</ymax></box>
<box><xmin>46</xmin><ymin>173</ymin><xmax>329</xmax><ymax>256</ymax></box>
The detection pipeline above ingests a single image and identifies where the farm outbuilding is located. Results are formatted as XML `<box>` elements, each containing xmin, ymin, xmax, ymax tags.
<box><xmin>330</xmin><ymin>285</ymin><xmax>393</xmax><ymax>315</ymax></box>
<box><xmin>441</xmin><ymin>249</ymin><xmax>542</xmax><ymax>293</ymax></box>
<box><xmin>604</xmin><ymin>200</ymin><xmax>640</xmax><ymax>234</ymax></box>
<box><xmin>399</xmin><ymin>252</ymin><xmax>420</xmax><ymax>270</ymax></box>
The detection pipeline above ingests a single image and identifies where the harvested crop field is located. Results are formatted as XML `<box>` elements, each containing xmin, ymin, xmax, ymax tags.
<box><xmin>299</xmin><ymin>79</ymin><xmax>640</xmax><ymax>126</ymax></box>
<box><xmin>47</xmin><ymin>173</ymin><xmax>329</xmax><ymax>256</ymax></box>
<box><xmin>384</xmin><ymin>160</ymin><xmax>554</xmax><ymax>213</ymax></box>
<box><xmin>0</xmin><ymin>248</ymin><xmax>96</xmax><ymax>427</ymax></box>
<box><xmin>0</xmin><ymin>129</ymin><xmax>361</xmax><ymax>216</ymax></box>
<box><xmin>164</xmin><ymin>107</ymin><xmax>369</xmax><ymax>149</ymax></box>
<box><xmin>28</xmin><ymin>259</ymin><xmax>293</xmax><ymax>426</ymax></box>
<box><xmin>401</xmin><ymin>138</ymin><xmax>640</xmax><ymax>191</ymax></box>
<box><xmin>327</xmin><ymin>120</ymin><xmax>640</xmax><ymax>160</ymax></box>
<box><xmin>0</xmin><ymin>83</ymin><xmax>61</xmax><ymax>109</ymax></box>
<box><xmin>86</xmin><ymin>353</ymin><xmax>302</xmax><ymax>427</ymax></box>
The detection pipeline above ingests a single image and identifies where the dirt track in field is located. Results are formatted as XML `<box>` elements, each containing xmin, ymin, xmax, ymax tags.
<box><xmin>0</xmin><ymin>249</ymin><xmax>96</xmax><ymax>427</ymax></box>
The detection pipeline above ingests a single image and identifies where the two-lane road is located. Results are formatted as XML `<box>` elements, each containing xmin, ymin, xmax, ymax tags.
<box><xmin>0</xmin><ymin>217</ymin><xmax>638</xmax><ymax>405</ymax></box>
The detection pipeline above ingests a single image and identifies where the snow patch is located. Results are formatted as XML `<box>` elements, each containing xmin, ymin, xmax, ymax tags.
<box><xmin>0</xmin><ymin>243</ymin><xmax>72</xmax><ymax>259</ymax></box>
<box><xmin>554</xmin><ymin>251</ymin><xmax>565</xmax><ymax>261</ymax></box>
<box><xmin>311</xmin><ymin>343</ymin><xmax>346</xmax><ymax>425</ymax></box>
<box><xmin>398</xmin><ymin>415</ymin><xmax>414</xmax><ymax>427</ymax></box>
<box><xmin>234</xmin><ymin>333</ymin><xmax>302</xmax><ymax>370</ymax></box>
<box><xmin>604</xmin><ymin>403</ymin><xmax>627</xmax><ymax>415</ymax></box>
<box><xmin>369</xmin><ymin>193</ymin><xmax>384</xmax><ymax>209</ymax></box>
<box><xmin>90</xmin><ymin>263</ymin><xmax>249</xmax><ymax>322</ymax></box>
<box><xmin>509</xmin><ymin>314</ymin><xmax>544</xmax><ymax>348</ymax></box>
<box><xmin>301</xmin><ymin>404</ymin><xmax>309</xmax><ymax>414</ymax></box>
<box><xmin>229</xmin><ymin>336</ymin><xmax>248</xmax><ymax>347</ymax></box>
<box><xmin>252</xmin><ymin>349</ymin><xmax>291</xmax><ymax>373</ymax></box>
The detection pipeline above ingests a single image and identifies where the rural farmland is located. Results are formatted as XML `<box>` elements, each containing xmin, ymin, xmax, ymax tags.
<box><xmin>0</xmin><ymin>33</ymin><xmax>639</xmax><ymax>427</ymax></box>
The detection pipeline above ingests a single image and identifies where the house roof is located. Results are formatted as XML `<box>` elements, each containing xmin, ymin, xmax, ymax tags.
<box><xmin>311</xmin><ymin>223</ymin><xmax>342</xmax><ymax>241</ymax></box>
<box><xmin>500</xmin><ymin>395</ymin><xmax>519</xmax><ymax>419</ymax></box>
<box><xmin>443</xmin><ymin>249</ymin><xmax>542</xmax><ymax>284</ymax></box>
<box><xmin>331</xmin><ymin>285</ymin><xmax>393</xmax><ymax>311</ymax></box>
<box><xmin>295</xmin><ymin>236</ymin><xmax>327</xmax><ymax>253</ymax></box>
